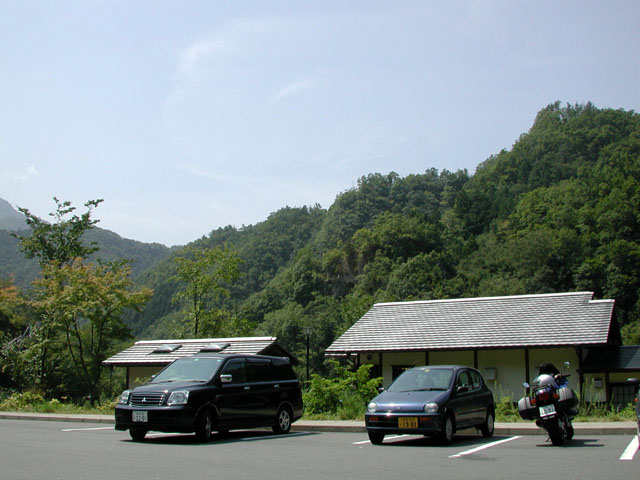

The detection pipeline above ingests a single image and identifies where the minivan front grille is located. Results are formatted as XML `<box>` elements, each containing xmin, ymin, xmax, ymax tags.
<box><xmin>130</xmin><ymin>392</ymin><xmax>165</xmax><ymax>406</ymax></box>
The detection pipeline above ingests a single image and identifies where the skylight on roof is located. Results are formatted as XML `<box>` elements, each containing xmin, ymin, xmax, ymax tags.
<box><xmin>152</xmin><ymin>344</ymin><xmax>182</xmax><ymax>354</ymax></box>
<box><xmin>200</xmin><ymin>342</ymin><xmax>231</xmax><ymax>353</ymax></box>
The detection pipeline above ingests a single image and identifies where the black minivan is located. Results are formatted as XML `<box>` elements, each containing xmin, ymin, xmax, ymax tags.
<box><xmin>115</xmin><ymin>352</ymin><xmax>303</xmax><ymax>441</ymax></box>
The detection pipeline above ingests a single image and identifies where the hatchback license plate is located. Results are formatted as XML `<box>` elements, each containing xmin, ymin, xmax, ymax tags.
<box><xmin>539</xmin><ymin>404</ymin><xmax>556</xmax><ymax>418</ymax></box>
<box><xmin>132</xmin><ymin>411</ymin><xmax>148</xmax><ymax>422</ymax></box>
<box><xmin>398</xmin><ymin>417</ymin><xmax>418</xmax><ymax>428</ymax></box>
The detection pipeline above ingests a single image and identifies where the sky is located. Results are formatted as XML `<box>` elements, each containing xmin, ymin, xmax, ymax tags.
<box><xmin>1</xmin><ymin>1</ymin><xmax>639</xmax><ymax>246</ymax></box>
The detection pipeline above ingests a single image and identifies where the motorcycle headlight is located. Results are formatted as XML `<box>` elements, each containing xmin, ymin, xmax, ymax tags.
<box><xmin>424</xmin><ymin>402</ymin><xmax>439</xmax><ymax>413</ymax></box>
<box><xmin>118</xmin><ymin>390</ymin><xmax>131</xmax><ymax>405</ymax></box>
<box><xmin>367</xmin><ymin>402</ymin><xmax>378</xmax><ymax>413</ymax></box>
<box><xmin>167</xmin><ymin>390</ymin><xmax>189</xmax><ymax>405</ymax></box>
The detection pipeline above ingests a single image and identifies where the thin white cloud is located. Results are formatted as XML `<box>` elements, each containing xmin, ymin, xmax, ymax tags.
<box><xmin>269</xmin><ymin>76</ymin><xmax>315</xmax><ymax>104</ymax></box>
<box><xmin>176</xmin><ymin>38</ymin><xmax>229</xmax><ymax>80</ymax></box>
<box><xmin>5</xmin><ymin>164</ymin><xmax>40</xmax><ymax>181</ymax></box>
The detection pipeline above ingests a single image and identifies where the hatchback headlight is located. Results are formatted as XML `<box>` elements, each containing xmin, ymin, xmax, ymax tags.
<box><xmin>167</xmin><ymin>390</ymin><xmax>189</xmax><ymax>405</ymax></box>
<box><xmin>424</xmin><ymin>402</ymin><xmax>439</xmax><ymax>413</ymax></box>
<box><xmin>367</xmin><ymin>402</ymin><xmax>378</xmax><ymax>413</ymax></box>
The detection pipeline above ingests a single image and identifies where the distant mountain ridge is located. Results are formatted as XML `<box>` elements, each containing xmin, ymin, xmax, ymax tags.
<box><xmin>0</xmin><ymin>198</ymin><xmax>27</xmax><ymax>232</ymax></box>
<box><xmin>0</xmin><ymin>199</ymin><xmax>173</xmax><ymax>290</ymax></box>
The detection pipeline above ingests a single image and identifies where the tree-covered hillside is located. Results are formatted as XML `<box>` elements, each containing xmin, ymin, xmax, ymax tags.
<box><xmin>121</xmin><ymin>102</ymin><xmax>640</xmax><ymax>373</ymax></box>
<box><xmin>2</xmin><ymin>102</ymin><xmax>639</xmax><ymax>378</ymax></box>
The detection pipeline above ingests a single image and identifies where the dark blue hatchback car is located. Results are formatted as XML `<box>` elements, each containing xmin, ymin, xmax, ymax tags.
<box><xmin>365</xmin><ymin>365</ymin><xmax>495</xmax><ymax>445</ymax></box>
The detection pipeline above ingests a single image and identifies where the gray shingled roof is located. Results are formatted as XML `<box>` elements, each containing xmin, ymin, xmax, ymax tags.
<box><xmin>325</xmin><ymin>292</ymin><xmax>616</xmax><ymax>355</ymax></box>
<box><xmin>103</xmin><ymin>337</ymin><xmax>284</xmax><ymax>366</ymax></box>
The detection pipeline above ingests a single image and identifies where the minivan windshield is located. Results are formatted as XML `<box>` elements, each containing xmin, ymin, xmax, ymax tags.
<box><xmin>387</xmin><ymin>367</ymin><xmax>453</xmax><ymax>392</ymax></box>
<box><xmin>151</xmin><ymin>357</ymin><xmax>224</xmax><ymax>383</ymax></box>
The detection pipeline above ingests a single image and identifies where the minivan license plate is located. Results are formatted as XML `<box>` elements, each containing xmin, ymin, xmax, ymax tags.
<box><xmin>398</xmin><ymin>417</ymin><xmax>418</xmax><ymax>428</ymax></box>
<box><xmin>133</xmin><ymin>411</ymin><xmax>148</xmax><ymax>422</ymax></box>
<box><xmin>539</xmin><ymin>404</ymin><xmax>556</xmax><ymax>418</ymax></box>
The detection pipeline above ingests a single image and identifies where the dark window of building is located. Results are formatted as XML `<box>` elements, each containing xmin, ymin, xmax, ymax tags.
<box><xmin>610</xmin><ymin>383</ymin><xmax>636</xmax><ymax>406</ymax></box>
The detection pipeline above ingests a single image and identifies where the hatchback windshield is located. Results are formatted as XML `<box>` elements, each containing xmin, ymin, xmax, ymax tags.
<box><xmin>151</xmin><ymin>357</ymin><xmax>224</xmax><ymax>383</ymax></box>
<box><xmin>387</xmin><ymin>367</ymin><xmax>453</xmax><ymax>392</ymax></box>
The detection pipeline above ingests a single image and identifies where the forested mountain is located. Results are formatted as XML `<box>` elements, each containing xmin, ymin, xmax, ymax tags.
<box><xmin>2</xmin><ymin>102</ymin><xmax>639</xmax><ymax>375</ymax></box>
<box><xmin>0</xmin><ymin>212</ymin><xmax>173</xmax><ymax>291</ymax></box>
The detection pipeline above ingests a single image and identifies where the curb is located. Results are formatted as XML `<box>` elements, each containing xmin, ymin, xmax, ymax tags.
<box><xmin>1</xmin><ymin>412</ymin><xmax>636</xmax><ymax>435</ymax></box>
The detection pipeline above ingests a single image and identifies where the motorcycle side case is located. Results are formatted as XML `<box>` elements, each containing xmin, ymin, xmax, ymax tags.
<box><xmin>557</xmin><ymin>386</ymin><xmax>579</xmax><ymax>416</ymax></box>
<box><xmin>518</xmin><ymin>396</ymin><xmax>538</xmax><ymax>420</ymax></box>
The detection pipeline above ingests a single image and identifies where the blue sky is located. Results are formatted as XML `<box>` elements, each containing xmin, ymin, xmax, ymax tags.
<box><xmin>1</xmin><ymin>1</ymin><xmax>639</xmax><ymax>246</ymax></box>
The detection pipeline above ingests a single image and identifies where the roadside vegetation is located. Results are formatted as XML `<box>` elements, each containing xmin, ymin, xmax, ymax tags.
<box><xmin>1</xmin><ymin>372</ymin><xmax>636</xmax><ymax>422</ymax></box>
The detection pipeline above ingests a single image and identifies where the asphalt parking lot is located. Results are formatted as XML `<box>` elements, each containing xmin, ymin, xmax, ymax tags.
<box><xmin>0</xmin><ymin>418</ymin><xmax>637</xmax><ymax>479</ymax></box>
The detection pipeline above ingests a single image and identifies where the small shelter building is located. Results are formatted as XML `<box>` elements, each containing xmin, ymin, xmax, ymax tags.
<box><xmin>104</xmin><ymin>336</ymin><xmax>293</xmax><ymax>389</ymax></box>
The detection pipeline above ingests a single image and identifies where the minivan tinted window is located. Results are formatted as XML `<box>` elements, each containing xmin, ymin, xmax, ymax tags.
<box><xmin>221</xmin><ymin>358</ymin><xmax>246</xmax><ymax>383</ymax></box>
<box><xmin>246</xmin><ymin>358</ymin><xmax>271</xmax><ymax>382</ymax></box>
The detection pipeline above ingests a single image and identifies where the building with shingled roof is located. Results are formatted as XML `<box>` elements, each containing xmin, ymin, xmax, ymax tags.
<box><xmin>325</xmin><ymin>292</ymin><xmax>640</xmax><ymax>404</ymax></box>
<box><xmin>103</xmin><ymin>337</ymin><xmax>293</xmax><ymax>389</ymax></box>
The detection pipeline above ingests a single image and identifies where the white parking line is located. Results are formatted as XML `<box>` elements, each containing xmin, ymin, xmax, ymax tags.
<box><xmin>352</xmin><ymin>434</ymin><xmax>412</xmax><ymax>445</ymax></box>
<box><xmin>62</xmin><ymin>427</ymin><xmax>114</xmax><ymax>432</ymax></box>
<box><xmin>449</xmin><ymin>436</ymin><xmax>522</xmax><ymax>458</ymax></box>
<box><xmin>619</xmin><ymin>436</ymin><xmax>639</xmax><ymax>461</ymax></box>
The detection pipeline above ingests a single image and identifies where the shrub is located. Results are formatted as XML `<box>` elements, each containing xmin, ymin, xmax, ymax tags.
<box><xmin>0</xmin><ymin>391</ymin><xmax>45</xmax><ymax>410</ymax></box>
<box><xmin>303</xmin><ymin>361</ymin><xmax>382</xmax><ymax>417</ymax></box>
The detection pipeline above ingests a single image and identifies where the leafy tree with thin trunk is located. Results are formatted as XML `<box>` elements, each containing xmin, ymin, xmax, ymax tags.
<box><xmin>12</xmin><ymin>198</ymin><xmax>103</xmax><ymax>390</ymax></box>
<box><xmin>172</xmin><ymin>245</ymin><xmax>242</xmax><ymax>337</ymax></box>
<box><xmin>31</xmin><ymin>259</ymin><xmax>152</xmax><ymax>404</ymax></box>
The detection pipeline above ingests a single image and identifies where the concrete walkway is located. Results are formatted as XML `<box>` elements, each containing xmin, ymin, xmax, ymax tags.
<box><xmin>0</xmin><ymin>411</ymin><xmax>636</xmax><ymax>435</ymax></box>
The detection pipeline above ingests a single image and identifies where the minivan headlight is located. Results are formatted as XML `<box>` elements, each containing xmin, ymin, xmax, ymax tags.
<box><xmin>424</xmin><ymin>402</ymin><xmax>439</xmax><ymax>413</ymax></box>
<box><xmin>118</xmin><ymin>390</ymin><xmax>131</xmax><ymax>405</ymax></box>
<box><xmin>167</xmin><ymin>390</ymin><xmax>189</xmax><ymax>405</ymax></box>
<box><xmin>367</xmin><ymin>402</ymin><xmax>377</xmax><ymax>413</ymax></box>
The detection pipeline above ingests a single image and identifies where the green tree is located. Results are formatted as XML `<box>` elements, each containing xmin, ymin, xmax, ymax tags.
<box><xmin>12</xmin><ymin>198</ymin><xmax>103</xmax><ymax>390</ymax></box>
<box><xmin>14</xmin><ymin>197</ymin><xmax>103</xmax><ymax>267</ymax></box>
<box><xmin>31</xmin><ymin>259</ymin><xmax>151</xmax><ymax>404</ymax></box>
<box><xmin>172</xmin><ymin>245</ymin><xmax>242</xmax><ymax>337</ymax></box>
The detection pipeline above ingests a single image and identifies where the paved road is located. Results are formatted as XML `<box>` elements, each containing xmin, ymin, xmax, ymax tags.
<box><xmin>0</xmin><ymin>419</ymin><xmax>637</xmax><ymax>479</ymax></box>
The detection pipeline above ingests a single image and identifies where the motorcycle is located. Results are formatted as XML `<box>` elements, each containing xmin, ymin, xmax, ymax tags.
<box><xmin>518</xmin><ymin>361</ymin><xmax>579</xmax><ymax>446</ymax></box>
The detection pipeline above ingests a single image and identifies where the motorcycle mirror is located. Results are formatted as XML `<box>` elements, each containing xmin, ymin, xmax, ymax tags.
<box><xmin>563</xmin><ymin>361</ymin><xmax>570</xmax><ymax>369</ymax></box>
<box><xmin>522</xmin><ymin>382</ymin><xmax>530</xmax><ymax>389</ymax></box>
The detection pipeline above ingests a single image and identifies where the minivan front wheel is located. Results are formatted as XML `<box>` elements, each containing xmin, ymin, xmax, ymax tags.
<box><xmin>195</xmin><ymin>409</ymin><xmax>213</xmax><ymax>442</ymax></box>
<box><xmin>272</xmin><ymin>406</ymin><xmax>292</xmax><ymax>434</ymax></box>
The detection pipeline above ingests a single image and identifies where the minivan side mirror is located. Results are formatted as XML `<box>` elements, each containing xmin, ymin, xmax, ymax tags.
<box><xmin>220</xmin><ymin>374</ymin><xmax>233</xmax><ymax>384</ymax></box>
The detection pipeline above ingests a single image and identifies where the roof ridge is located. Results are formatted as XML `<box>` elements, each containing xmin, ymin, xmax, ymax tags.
<box><xmin>134</xmin><ymin>336</ymin><xmax>276</xmax><ymax>345</ymax></box>
<box><xmin>374</xmin><ymin>291</ymin><xmax>595</xmax><ymax>307</ymax></box>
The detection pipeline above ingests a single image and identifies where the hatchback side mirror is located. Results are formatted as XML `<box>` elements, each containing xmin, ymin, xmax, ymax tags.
<box><xmin>456</xmin><ymin>385</ymin><xmax>469</xmax><ymax>394</ymax></box>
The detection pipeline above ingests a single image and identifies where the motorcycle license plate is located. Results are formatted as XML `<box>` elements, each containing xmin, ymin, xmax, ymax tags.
<box><xmin>539</xmin><ymin>404</ymin><xmax>556</xmax><ymax>418</ymax></box>
<box><xmin>132</xmin><ymin>411</ymin><xmax>148</xmax><ymax>422</ymax></box>
<box><xmin>398</xmin><ymin>417</ymin><xmax>418</xmax><ymax>428</ymax></box>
